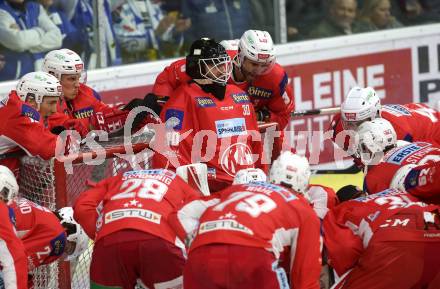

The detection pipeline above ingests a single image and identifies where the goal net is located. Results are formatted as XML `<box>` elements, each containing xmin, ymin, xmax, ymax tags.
<box><xmin>17</xmin><ymin>132</ymin><xmax>154</xmax><ymax>289</ymax></box>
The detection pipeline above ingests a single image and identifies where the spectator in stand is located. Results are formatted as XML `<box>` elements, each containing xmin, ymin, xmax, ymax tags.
<box><xmin>357</xmin><ymin>0</ymin><xmax>404</xmax><ymax>30</ymax></box>
<box><xmin>112</xmin><ymin>0</ymin><xmax>190</xmax><ymax>63</ymax></box>
<box><xmin>308</xmin><ymin>0</ymin><xmax>365</xmax><ymax>38</ymax></box>
<box><xmin>286</xmin><ymin>0</ymin><xmax>325</xmax><ymax>41</ymax></box>
<box><xmin>37</xmin><ymin>0</ymin><xmax>83</xmax><ymax>52</ymax></box>
<box><xmin>392</xmin><ymin>0</ymin><xmax>440</xmax><ymax>26</ymax></box>
<box><xmin>181</xmin><ymin>0</ymin><xmax>252</xmax><ymax>44</ymax></box>
<box><xmin>57</xmin><ymin>0</ymin><xmax>121</xmax><ymax>68</ymax></box>
<box><xmin>0</xmin><ymin>0</ymin><xmax>62</xmax><ymax>81</ymax></box>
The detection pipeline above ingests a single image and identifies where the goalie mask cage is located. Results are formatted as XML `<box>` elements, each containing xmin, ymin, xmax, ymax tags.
<box><xmin>17</xmin><ymin>136</ymin><xmax>152</xmax><ymax>289</ymax></box>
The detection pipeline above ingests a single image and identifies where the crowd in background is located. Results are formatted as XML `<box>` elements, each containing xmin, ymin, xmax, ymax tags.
<box><xmin>1</xmin><ymin>0</ymin><xmax>440</xmax><ymax>81</ymax></box>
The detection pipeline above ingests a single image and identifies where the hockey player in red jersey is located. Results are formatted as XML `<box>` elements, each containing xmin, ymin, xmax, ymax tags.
<box><xmin>329</xmin><ymin>87</ymin><xmax>440</xmax><ymax>158</ymax></box>
<box><xmin>10</xmin><ymin>199</ymin><xmax>89</xmax><ymax>273</ymax></box>
<box><xmin>153</xmin><ymin>30</ymin><xmax>294</xmax><ymax>134</ymax></box>
<box><xmin>42</xmin><ymin>49</ymin><xmax>131</xmax><ymax>136</ymax></box>
<box><xmin>0</xmin><ymin>72</ymin><xmax>64</xmax><ymax>174</ymax></box>
<box><xmin>169</xmin><ymin>151</ymin><xmax>321</xmax><ymax>289</ymax></box>
<box><xmin>323</xmin><ymin>188</ymin><xmax>440</xmax><ymax>289</ymax></box>
<box><xmin>73</xmin><ymin>168</ymin><xmax>204</xmax><ymax>289</ymax></box>
<box><xmin>0</xmin><ymin>166</ymin><xmax>27</xmax><ymax>289</ymax></box>
<box><xmin>355</xmin><ymin>118</ymin><xmax>440</xmax><ymax>194</ymax></box>
<box><xmin>151</xmin><ymin>38</ymin><xmax>263</xmax><ymax>192</ymax></box>
<box><xmin>391</xmin><ymin>161</ymin><xmax>440</xmax><ymax>204</ymax></box>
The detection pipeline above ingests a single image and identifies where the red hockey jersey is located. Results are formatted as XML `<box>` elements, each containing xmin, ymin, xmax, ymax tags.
<box><xmin>151</xmin><ymin>82</ymin><xmax>263</xmax><ymax>189</ymax></box>
<box><xmin>0</xmin><ymin>202</ymin><xmax>28</xmax><ymax>289</ymax></box>
<box><xmin>73</xmin><ymin>169</ymin><xmax>201</xmax><ymax>248</ymax></box>
<box><xmin>152</xmin><ymin>54</ymin><xmax>294</xmax><ymax>130</ymax></box>
<box><xmin>0</xmin><ymin>91</ymin><xmax>59</xmax><ymax>173</ymax></box>
<box><xmin>47</xmin><ymin>83</ymin><xmax>119</xmax><ymax>131</ymax></box>
<box><xmin>10</xmin><ymin>198</ymin><xmax>66</xmax><ymax>271</ymax></box>
<box><xmin>170</xmin><ymin>182</ymin><xmax>321</xmax><ymax>289</ymax></box>
<box><xmin>364</xmin><ymin>141</ymin><xmax>440</xmax><ymax>194</ymax></box>
<box><xmin>399</xmin><ymin>161</ymin><xmax>440</xmax><ymax>204</ymax></box>
<box><xmin>323</xmin><ymin>189</ymin><xmax>440</xmax><ymax>277</ymax></box>
<box><xmin>330</xmin><ymin>103</ymin><xmax>440</xmax><ymax>152</ymax></box>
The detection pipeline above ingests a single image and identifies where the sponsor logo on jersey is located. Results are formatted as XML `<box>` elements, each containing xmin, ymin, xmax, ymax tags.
<box><xmin>248</xmin><ymin>86</ymin><xmax>272</xmax><ymax>99</ymax></box>
<box><xmin>73</xmin><ymin>106</ymin><xmax>94</xmax><ymax>119</ymax></box>
<box><xmin>21</xmin><ymin>104</ymin><xmax>40</xmax><ymax>121</ymax></box>
<box><xmin>165</xmin><ymin>109</ymin><xmax>184</xmax><ymax>130</ymax></box>
<box><xmin>387</xmin><ymin>143</ymin><xmax>424</xmax><ymax>164</ymax></box>
<box><xmin>50</xmin><ymin>232</ymin><xmax>67</xmax><ymax>256</ymax></box>
<box><xmin>199</xmin><ymin>219</ymin><xmax>253</xmax><ymax>235</ymax></box>
<box><xmin>383</xmin><ymin>104</ymin><xmax>411</xmax><ymax>116</ymax></box>
<box><xmin>231</xmin><ymin>93</ymin><xmax>250</xmax><ymax>104</ymax></box>
<box><xmin>195</xmin><ymin>97</ymin><xmax>216</xmax><ymax>107</ymax></box>
<box><xmin>105</xmin><ymin>208</ymin><xmax>161</xmax><ymax>224</ymax></box>
<box><xmin>215</xmin><ymin>118</ymin><xmax>247</xmax><ymax>138</ymax></box>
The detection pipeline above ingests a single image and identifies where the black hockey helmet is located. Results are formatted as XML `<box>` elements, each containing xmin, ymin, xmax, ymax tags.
<box><xmin>186</xmin><ymin>38</ymin><xmax>232</xmax><ymax>84</ymax></box>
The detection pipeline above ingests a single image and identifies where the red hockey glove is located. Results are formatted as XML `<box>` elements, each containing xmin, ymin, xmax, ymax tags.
<box><xmin>63</xmin><ymin>119</ymin><xmax>89</xmax><ymax>138</ymax></box>
<box><xmin>89</xmin><ymin>107</ymin><xmax>129</xmax><ymax>134</ymax></box>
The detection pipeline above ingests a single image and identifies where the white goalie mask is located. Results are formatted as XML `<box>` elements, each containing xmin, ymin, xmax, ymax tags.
<box><xmin>356</xmin><ymin>118</ymin><xmax>397</xmax><ymax>166</ymax></box>
<box><xmin>56</xmin><ymin>207</ymin><xmax>89</xmax><ymax>261</ymax></box>
<box><xmin>233</xmin><ymin>168</ymin><xmax>267</xmax><ymax>185</ymax></box>
<box><xmin>341</xmin><ymin>87</ymin><xmax>381</xmax><ymax>130</ymax></box>
<box><xmin>0</xmin><ymin>166</ymin><xmax>19</xmax><ymax>205</ymax></box>
<box><xmin>269</xmin><ymin>151</ymin><xmax>311</xmax><ymax>194</ymax></box>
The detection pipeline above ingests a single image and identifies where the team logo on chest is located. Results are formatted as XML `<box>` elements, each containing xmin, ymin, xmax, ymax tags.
<box><xmin>220</xmin><ymin>143</ymin><xmax>254</xmax><ymax>176</ymax></box>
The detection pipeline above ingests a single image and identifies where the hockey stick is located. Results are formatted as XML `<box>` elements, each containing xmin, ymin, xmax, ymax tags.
<box><xmin>291</xmin><ymin>107</ymin><xmax>340</xmax><ymax>117</ymax></box>
<box><xmin>312</xmin><ymin>163</ymin><xmax>361</xmax><ymax>175</ymax></box>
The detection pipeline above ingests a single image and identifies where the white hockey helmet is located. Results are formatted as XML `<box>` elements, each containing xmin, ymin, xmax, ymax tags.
<box><xmin>238</xmin><ymin>30</ymin><xmax>275</xmax><ymax>75</ymax></box>
<box><xmin>56</xmin><ymin>207</ymin><xmax>89</xmax><ymax>261</ymax></box>
<box><xmin>220</xmin><ymin>39</ymin><xmax>239</xmax><ymax>51</ymax></box>
<box><xmin>269</xmin><ymin>151</ymin><xmax>311</xmax><ymax>194</ymax></box>
<box><xmin>233</xmin><ymin>168</ymin><xmax>267</xmax><ymax>185</ymax></box>
<box><xmin>357</xmin><ymin>118</ymin><xmax>397</xmax><ymax>166</ymax></box>
<box><xmin>341</xmin><ymin>87</ymin><xmax>381</xmax><ymax>130</ymax></box>
<box><xmin>16</xmin><ymin>72</ymin><xmax>62</xmax><ymax>104</ymax></box>
<box><xmin>42</xmin><ymin>49</ymin><xmax>85</xmax><ymax>81</ymax></box>
<box><xmin>0</xmin><ymin>166</ymin><xmax>19</xmax><ymax>205</ymax></box>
